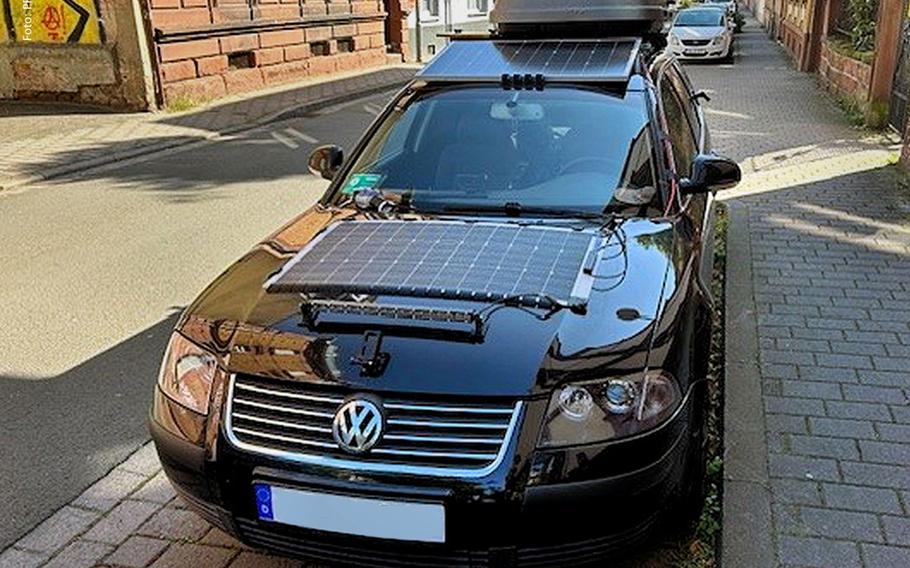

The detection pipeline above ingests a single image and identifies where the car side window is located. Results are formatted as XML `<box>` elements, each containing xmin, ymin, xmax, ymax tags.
<box><xmin>658</xmin><ymin>79</ymin><xmax>698</xmax><ymax>177</ymax></box>
<box><xmin>666</xmin><ymin>64</ymin><xmax>701</xmax><ymax>146</ymax></box>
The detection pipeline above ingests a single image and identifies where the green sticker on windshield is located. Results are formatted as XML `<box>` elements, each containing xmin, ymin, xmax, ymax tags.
<box><xmin>342</xmin><ymin>173</ymin><xmax>385</xmax><ymax>194</ymax></box>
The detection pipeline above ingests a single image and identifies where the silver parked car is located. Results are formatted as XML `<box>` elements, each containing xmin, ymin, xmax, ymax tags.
<box><xmin>668</xmin><ymin>7</ymin><xmax>733</xmax><ymax>62</ymax></box>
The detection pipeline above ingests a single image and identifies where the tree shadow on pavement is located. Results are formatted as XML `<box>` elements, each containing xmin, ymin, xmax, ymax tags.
<box><xmin>10</xmin><ymin>93</ymin><xmax>381</xmax><ymax>197</ymax></box>
<box><xmin>0</xmin><ymin>314</ymin><xmax>179</xmax><ymax>549</ymax></box>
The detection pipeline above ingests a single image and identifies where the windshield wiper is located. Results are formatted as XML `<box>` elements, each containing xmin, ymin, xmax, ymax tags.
<box><xmin>439</xmin><ymin>202</ymin><xmax>606</xmax><ymax>220</ymax></box>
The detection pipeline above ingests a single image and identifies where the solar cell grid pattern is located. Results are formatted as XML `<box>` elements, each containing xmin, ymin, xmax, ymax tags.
<box><xmin>267</xmin><ymin>221</ymin><xmax>595</xmax><ymax>307</ymax></box>
<box><xmin>418</xmin><ymin>39</ymin><xmax>639</xmax><ymax>82</ymax></box>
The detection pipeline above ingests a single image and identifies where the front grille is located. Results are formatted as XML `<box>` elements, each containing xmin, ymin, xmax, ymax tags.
<box><xmin>225</xmin><ymin>374</ymin><xmax>522</xmax><ymax>477</ymax></box>
<box><xmin>681</xmin><ymin>39</ymin><xmax>710</xmax><ymax>46</ymax></box>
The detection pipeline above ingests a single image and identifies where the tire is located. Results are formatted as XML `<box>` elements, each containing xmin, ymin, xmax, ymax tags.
<box><xmin>674</xmin><ymin>382</ymin><xmax>709</xmax><ymax>531</ymax></box>
<box><xmin>723</xmin><ymin>44</ymin><xmax>734</xmax><ymax>63</ymax></box>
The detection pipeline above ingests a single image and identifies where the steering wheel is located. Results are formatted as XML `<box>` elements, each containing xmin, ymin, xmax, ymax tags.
<box><xmin>557</xmin><ymin>157</ymin><xmax>615</xmax><ymax>176</ymax></box>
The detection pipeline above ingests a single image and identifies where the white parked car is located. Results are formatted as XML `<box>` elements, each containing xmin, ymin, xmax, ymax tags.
<box><xmin>668</xmin><ymin>7</ymin><xmax>734</xmax><ymax>62</ymax></box>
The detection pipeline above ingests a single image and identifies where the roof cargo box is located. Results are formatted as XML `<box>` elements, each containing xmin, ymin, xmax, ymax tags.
<box><xmin>491</xmin><ymin>0</ymin><xmax>666</xmax><ymax>37</ymax></box>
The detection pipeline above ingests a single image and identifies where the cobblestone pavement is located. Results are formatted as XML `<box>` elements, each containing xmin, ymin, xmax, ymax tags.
<box><xmin>0</xmin><ymin>65</ymin><xmax>415</xmax><ymax>192</ymax></box>
<box><xmin>690</xmin><ymin>12</ymin><xmax>910</xmax><ymax>568</ymax></box>
<box><xmin>0</xmin><ymin>443</ymin><xmax>303</xmax><ymax>568</ymax></box>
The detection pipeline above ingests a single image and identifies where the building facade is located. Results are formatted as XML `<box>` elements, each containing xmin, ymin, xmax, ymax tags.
<box><xmin>408</xmin><ymin>0</ymin><xmax>495</xmax><ymax>61</ymax></box>
<box><xmin>148</xmin><ymin>0</ymin><xmax>391</xmax><ymax>107</ymax></box>
<box><xmin>752</xmin><ymin>0</ymin><xmax>907</xmax><ymax>131</ymax></box>
<box><xmin>1</xmin><ymin>0</ymin><xmax>400</xmax><ymax>109</ymax></box>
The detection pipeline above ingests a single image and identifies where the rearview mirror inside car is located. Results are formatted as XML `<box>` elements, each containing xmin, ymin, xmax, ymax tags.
<box><xmin>680</xmin><ymin>153</ymin><xmax>741</xmax><ymax>195</ymax></box>
<box><xmin>308</xmin><ymin>145</ymin><xmax>344</xmax><ymax>180</ymax></box>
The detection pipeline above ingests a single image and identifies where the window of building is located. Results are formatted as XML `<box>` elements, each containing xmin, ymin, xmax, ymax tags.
<box><xmin>468</xmin><ymin>0</ymin><xmax>490</xmax><ymax>14</ymax></box>
<box><xmin>421</xmin><ymin>0</ymin><xmax>440</xmax><ymax>18</ymax></box>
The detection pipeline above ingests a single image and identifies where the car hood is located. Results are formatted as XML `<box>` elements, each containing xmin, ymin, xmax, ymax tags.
<box><xmin>672</xmin><ymin>25</ymin><xmax>726</xmax><ymax>40</ymax></box>
<box><xmin>177</xmin><ymin>207</ymin><xmax>682</xmax><ymax>398</ymax></box>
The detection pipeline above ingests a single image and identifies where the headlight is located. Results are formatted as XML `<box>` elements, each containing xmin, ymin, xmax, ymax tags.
<box><xmin>712</xmin><ymin>35</ymin><xmax>725</xmax><ymax>45</ymax></box>
<box><xmin>538</xmin><ymin>371</ymin><xmax>681</xmax><ymax>448</ymax></box>
<box><xmin>669</xmin><ymin>35</ymin><xmax>681</xmax><ymax>46</ymax></box>
<box><xmin>158</xmin><ymin>332</ymin><xmax>218</xmax><ymax>414</ymax></box>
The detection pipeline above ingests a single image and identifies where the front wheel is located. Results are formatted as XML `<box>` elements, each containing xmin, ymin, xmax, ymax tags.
<box><xmin>674</xmin><ymin>383</ymin><xmax>709</xmax><ymax>531</ymax></box>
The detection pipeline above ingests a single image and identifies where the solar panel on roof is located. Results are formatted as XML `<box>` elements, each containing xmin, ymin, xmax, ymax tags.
<box><xmin>417</xmin><ymin>39</ymin><xmax>640</xmax><ymax>83</ymax></box>
<box><xmin>265</xmin><ymin>221</ymin><xmax>598</xmax><ymax>310</ymax></box>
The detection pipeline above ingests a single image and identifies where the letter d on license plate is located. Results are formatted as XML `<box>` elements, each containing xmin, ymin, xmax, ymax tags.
<box><xmin>254</xmin><ymin>484</ymin><xmax>446</xmax><ymax>543</ymax></box>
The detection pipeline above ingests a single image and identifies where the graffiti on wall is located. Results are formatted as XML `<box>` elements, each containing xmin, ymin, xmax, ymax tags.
<box><xmin>2</xmin><ymin>0</ymin><xmax>102</xmax><ymax>43</ymax></box>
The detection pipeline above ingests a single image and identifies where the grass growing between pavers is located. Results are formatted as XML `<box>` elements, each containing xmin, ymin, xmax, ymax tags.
<box><xmin>620</xmin><ymin>204</ymin><xmax>729</xmax><ymax>568</ymax></box>
<box><xmin>669</xmin><ymin>204</ymin><xmax>728</xmax><ymax>568</ymax></box>
<box><xmin>166</xmin><ymin>97</ymin><xmax>201</xmax><ymax>113</ymax></box>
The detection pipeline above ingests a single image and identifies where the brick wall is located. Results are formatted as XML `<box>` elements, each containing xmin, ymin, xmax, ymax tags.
<box><xmin>817</xmin><ymin>40</ymin><xmax>872</xmax><ymax>106</ymax></box>
<box><xmin>149</xmin><ymin>0</ymin><xmax>390</xmax><ymax>106</ymax></box>
<box><xmin>0</xmin><ymin>0</ymin><xmax>155</xmax><ymax>109</ymax></box>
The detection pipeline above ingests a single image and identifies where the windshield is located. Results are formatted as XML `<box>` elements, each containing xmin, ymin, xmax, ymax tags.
<box><xmin>675</xmin><ymin>10</ymin><xmax>725</xmax><ymax>26</ymax></box>
<box><xmin>329</xmin><ymin>87</ymin><xmax>656</xmax><ymax>215</ymax></box>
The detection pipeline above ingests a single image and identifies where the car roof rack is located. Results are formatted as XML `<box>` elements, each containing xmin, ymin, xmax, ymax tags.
<box><xmin>416</xmin><ymin>38</ymin><xmax>642</xmax><ymax>85</ymax></box>
<box><xmin>419</xmin><ymin>1</ymin><xmax>668</xmax><ymax>84</ymax></box>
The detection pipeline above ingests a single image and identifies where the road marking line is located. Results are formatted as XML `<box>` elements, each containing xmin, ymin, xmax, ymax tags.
<box><xmin>271</xmin><ymin>131</ymin><xmax>299</xmax><ymax>149</ymax></box>
<box><xmin>363</xmin><ymin>103</ymin><xmax>381</xmax><ymax>116</ymax></box>
<box><xmin>284</xmin><ymin>128</ymin><xmax>319</xmax><ymax>144</ymax></box>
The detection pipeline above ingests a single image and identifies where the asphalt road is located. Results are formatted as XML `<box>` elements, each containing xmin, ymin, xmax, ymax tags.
<box><xmin>0</xmin><ymin>91</ymin><xmax>393</xmax><ymax>548</ymax></box>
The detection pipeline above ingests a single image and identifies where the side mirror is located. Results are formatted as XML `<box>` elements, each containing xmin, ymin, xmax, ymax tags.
<box><xmin>680</xmin><ymin>154</ymin><xmax>741</xmax><ymax>194</ymax></box>
<box><xmin>308</xmin><ymin>145</ymin><xmax>344</xmax><ymax>180</ymax></box>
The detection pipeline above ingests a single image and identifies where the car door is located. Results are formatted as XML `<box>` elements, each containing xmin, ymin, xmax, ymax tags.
<box><xmin>656</xmin><ymin>61</ymin><xmax>716</xmax><ymax>303</ymax></box>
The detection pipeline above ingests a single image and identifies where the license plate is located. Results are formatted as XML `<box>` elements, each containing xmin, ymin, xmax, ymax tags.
<box><xmin>254</xmin><ymin>484</ymin><xmax>446</xmax><ymax>543</ymax></box>
<box><xmin>684</xmin><ymin>49</ymin><xmax>707</xmax><ymax>56</ymax></box>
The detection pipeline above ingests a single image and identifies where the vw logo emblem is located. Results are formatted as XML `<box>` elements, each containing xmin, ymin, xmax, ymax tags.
<box><xmin>332</xmin><ymin>398</ymin><xmax>383</xmax><ymax>454</ymax></box>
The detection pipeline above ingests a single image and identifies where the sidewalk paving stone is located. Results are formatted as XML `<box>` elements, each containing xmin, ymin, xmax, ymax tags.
<box><xmin>14</xmin><ymin>507</ymin><xmax>100</xmax><ymax>554</ymax></box>
<box><xmin>710</xmin><ymin>9</ymin><xmax>910</xmax><ymax>568</ymax></box>
<box><xmin>43</xmin><ymin>541</ymin><xmax>113</xmax><ymax>568</ymax></box>
<box><xmin>103</xmin><ymin>537</ymin><xmax>169</xmax><ymax>568</ymax></box>
<box><xmin>82</xmin><ymin>501</ymin><xmax>162</xmax><ymax>546</ymax></box>
<box><xmin>147</xmin><ymin>543</ymin><xmax>236</xmax><ymax>568</ymax></box>
<box><xmin>137</xmin><ymin>506</ymin><xmax>211</xmax><ymax>543</ymax></box>
<box><xmin>73</xmin><ymin>470</ymin><xmax>149</xmax><ymax>513</ymax></box>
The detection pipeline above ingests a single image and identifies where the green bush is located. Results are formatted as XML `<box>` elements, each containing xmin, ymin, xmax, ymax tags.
<box><xmin>843</xmin><ymin>0</ymin><xmax>878</xmax><ymax>52</ymax></box>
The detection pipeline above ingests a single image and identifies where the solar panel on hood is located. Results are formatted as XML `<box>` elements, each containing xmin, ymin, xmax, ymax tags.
<box><xmin>416</xmin><ymin>39</ymin><xmax>640</xmax><ymax>83</ymax></box>
<box><xmin>265</xmin><ymin>221</ymin><xmax>598</xmax><ymax>310</ymax></box>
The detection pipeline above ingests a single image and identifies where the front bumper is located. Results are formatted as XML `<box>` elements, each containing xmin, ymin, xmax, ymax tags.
<box><xmin>670</xmin><ymin>42</ymin><xmax>731</xmax><ymax>60</ymax></box>
<box><xmin>150</xmin><ymin>383</ymin><xmax>699</xmax><ymax>567</ymax></box>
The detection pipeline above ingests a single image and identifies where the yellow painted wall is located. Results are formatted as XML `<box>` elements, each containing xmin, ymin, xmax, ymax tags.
<box><xmin>5</xmin><ymin>0</ymin><xmax>102</xmax><ymax>44</ymax></box>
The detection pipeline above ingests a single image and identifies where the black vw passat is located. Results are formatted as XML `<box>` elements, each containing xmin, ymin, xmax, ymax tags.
<box><xmin>149</xmin><ymin>30</ymin><xmax>740</xmax><ymax>568</ymax></box>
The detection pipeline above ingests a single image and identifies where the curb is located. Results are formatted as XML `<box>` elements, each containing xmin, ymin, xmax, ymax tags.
<box><xmin>721</xmin><ymin>202</ymin><xmax>776</xmax><ymax>568</ymax></box>
<box><xmin>1</xmin><ymin>67</ymin><xmax>415</xmax><ymax>193</ymax></box>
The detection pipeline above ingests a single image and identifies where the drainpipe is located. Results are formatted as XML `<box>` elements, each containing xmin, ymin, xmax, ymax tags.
<box><xmin>415</xmin><ymin>0</ymin><xmax>423</xmax><ymax>62</ymax></box>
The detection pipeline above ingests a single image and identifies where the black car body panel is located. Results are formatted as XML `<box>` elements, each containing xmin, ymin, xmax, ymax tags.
<box><xmin>176</xmin><ymin>215</ymin><xmax>683</xmax><ymax>398</ymax></box>
<box><xmin>150</xmin><ymin>20</ymin><xmax>735</xmax><ymax>565</ymax></box>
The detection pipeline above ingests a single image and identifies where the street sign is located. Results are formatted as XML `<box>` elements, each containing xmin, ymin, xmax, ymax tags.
<box><xmin>6</xmin><ymin>0</ymin><xmax>102</xmax><ymax>44</ymax></box>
